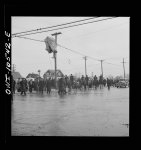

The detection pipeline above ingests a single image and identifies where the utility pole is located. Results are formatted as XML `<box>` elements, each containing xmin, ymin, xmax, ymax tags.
<box><xmin>83</xmin><ymin>56</ymin><xmax>87</xmax><ymax>76</ymax></box>
<box><xmin>12</xmin><ymin>64</ymin><xmax>16</xmax><ymax>72</ymax></box>
<box><xmin>51</xmin><ymin>32</ymin><xmax>62</xmax><ymax>90</ymax></box>
<box><xmin>38</xmin><ymin>69</ymin><xmax>41</xmax><ymax>78</ymax></box>
<box><xmin>121</xmin><ymin>58</ymin><xmax>126</xmax><ymax>80</ymax></box>
<box><xmin>100</xmin><ymin>60</ymin><xmax>104</xmax><ymax>78</ymax></box>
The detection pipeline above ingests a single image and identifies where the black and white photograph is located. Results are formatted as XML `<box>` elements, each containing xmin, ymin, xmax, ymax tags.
<box><xmin>11</xmin><ymin>16</ymin><xmax>129</xmax><ymax>136</ymax></box>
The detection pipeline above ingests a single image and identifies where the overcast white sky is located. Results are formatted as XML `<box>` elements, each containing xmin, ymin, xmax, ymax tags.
<box><xmin>12</xmin><ymin>17</ymin><xmax>129</xmax><ymax>78</ymax></box>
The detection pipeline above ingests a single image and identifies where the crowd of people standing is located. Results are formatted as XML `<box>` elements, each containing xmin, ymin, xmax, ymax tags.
<box><xmin>12</xmin><ymin>74</ymin><xmax>117</xmax><ymax>96</ymax></box>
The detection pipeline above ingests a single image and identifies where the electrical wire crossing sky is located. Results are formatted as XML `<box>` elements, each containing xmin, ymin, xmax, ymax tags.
<box><xmin>12</xmin><ymin>17</ymin><xmax>129</xmax><ymax>78</ymax></box>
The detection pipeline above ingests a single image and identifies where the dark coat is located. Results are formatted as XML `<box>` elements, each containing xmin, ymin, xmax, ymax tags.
<box><xmin>70</xmin><ymin>75</ymin><xmax>74</xmax><ymax>85</ymax></box>
<box><xmin>85</xmin><ymin>76</ymin><xmax>89</xmax><ymax>85</ymax></box>
<box><xmin>46</xmin><ymin>79</ymin><xmax>51</xmax><ymax>90</ymax></box>
<box><xmin>12</xmin><ymin>80</ymin><xmax>16</xmax><ymax>88</ymax></box>
<box><xmin>20</xmin><ymin>80</ymin><xmax>27</xmax><ymax>92</ymax></box>
<box><xmin>28</xmin><ymin>80</ymin><xmax>33</xmax><ymax>88</ymax></box>
<box><xmin>107</xmin><ymin>79</ymin><xmax>111</xmax><ymax>86</ymax></box>
<box><xmin>58</xmin><ymin>78</ymin><xmax>65</xmax><ymax>91</ymax></box>
<box><xmin>38</xmin><ymin>80</ymin><xmax>44</xmax><ymax>91</ymax></box>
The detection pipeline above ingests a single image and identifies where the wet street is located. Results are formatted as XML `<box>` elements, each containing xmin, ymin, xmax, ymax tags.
<box><xmin>12</xmin><ymin>87</ymin><xmax>129</xmax><ymax>136</ymax></box>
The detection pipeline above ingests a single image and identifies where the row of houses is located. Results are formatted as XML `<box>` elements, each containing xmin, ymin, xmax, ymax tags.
<box><xmin>12</xmin><ymin>69</ymin><xmax>64</xmax><ymax>81</ymax></box>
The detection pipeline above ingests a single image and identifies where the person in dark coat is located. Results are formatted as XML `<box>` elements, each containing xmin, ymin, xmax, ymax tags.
<box><xmin>51</xmin><ymin>78</ymin><xmax>55</xmax><ymax>89</ymax></box>
<box><xmin>81</xmin><ymin>75</ymin><xmax>84</xmax><ymax>83</ymax></box>
<box><xmin>63</xmin><ymin>77</ymin><xmax>67</xmax><ymax>94</ymax></box>
<box><xmin>70</xmin><ymin>74</ymin><xmax>74</xmax><ymax>89</ymax></box>
<box><xmin>81</xmin><ymin>75</ymin><xmax>85</xmax><ymax>89</ymax></box>
<box><xmin>58</xmin><ymin>78</ymin><xmax>61</xmax><ymax>94</ymax></box>
<box><xmin>78</xmin><ymin>78</ymin><xmax>82</xmax><ymax>90</ymax></box>
<box><xmin>64</xmin><ymin>75</ymin><xmax>68</xmax><ymax>87</ymax></box>
<box><xmin>88</xmin><ymin>79</ymin><xmax>92</xmax><ymax>89</ymax></box>
<box><xmin>28</xmin><ymin>79</ymin><xmax>33</xmax><ymax>93</ymax></box>
<box><xmin>67</xmin><ymin>78</ymin><xmax>71</xmax><ymax>92</ymax></box>
<box><xmin>93</xmin><ymin>75</ymin><xmax>97</xmax><ymax>89</ymax></box>
<box><xmin>46</xmin><ymin>78</ymin><xmax>52</xmax><ymax>94</ymax></box>
<box><xmin>84</xmin><ymin>79</ymin><xmax>87</xmax><ymax>90</ymax></box>
<box><xmin>20</xmin><ymin>78</ymin><xmax>27</xmax><ymax>95</ymax></box>
<box><xmin>85</xmin><ymin>75</ymin><xmax>89</xmax><ymax>86</ymax></box>
<box><xmin>99</xmin><ymin>75</ymin><xmax>103</xmax><ymax>89</ymax></box>
<box><xmin>34</xmin><ymin>79</ymin><xmax>38</xmax><ymax>92</ymax></box>
<box><xmin>32</xmin><ymin>80</ymin><xmax>35</xmax><ymax>91</ymax></box>
<box><xmin>58</xmin><ymin>77</ymin><xmax>66</xmax><ymax>95</ymax></box>
<box><xmin>107</xmin><ymin>78</ymin><xmax>111</xmax><ymax>90</ymax></box>
<box><xmin>94</xmin><ymin>76</ymin><xmax>99</xmax><ymax>89</ymax></box>
<box><xmin>103</xmin><ymin>78</ymin><xmax>106</xmax><ymax>87</ymax></box>
<box><xmin>13</xmin><ymin>79</ymin><xmax>16</xmax><ymax>94</ymax></box>
<box><xmin>38</xmin><ymin>78</ymin><xmax>44</xmax><ymax>94</ymax></box>
<box><xmin>17</xmin><ymin>78</ymin><xmax>21</xmax><ymax>92</ymax></box>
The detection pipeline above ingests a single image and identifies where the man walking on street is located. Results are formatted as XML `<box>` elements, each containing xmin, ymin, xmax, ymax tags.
<box><xmin>70</xmin><ymin>74</ymin><xmax>74</xmax><ymax>89</ymax></box>
<box><xmin>46</xmin><ymin>78</ymin><xmax>52</xmax><ymax>94</ymax></box>
<box><xmin>107</xmin><ymin>78</ymin><xmax>111</xmax><ymax>90</ymax></box>
<box><xmin>39</xmin><ymin>78</ymin><xmax>44</xmax><ymax>94</ymax></box>
<box><xmin>20</xmin><ymin>78</ymin><xmax>27</xmax><ymax>95</ymax></box>
<box><xmin>85</xmin><ymin>75</ymin><xmax>89</xmax><ymax>89</ymax></box>
<box><xmin>28</xmin><ymin>79</ymin><xmax>33</xmax><ymax>93</ymax></box>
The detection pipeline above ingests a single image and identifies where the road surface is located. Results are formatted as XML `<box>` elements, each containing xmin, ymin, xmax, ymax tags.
<box><xmin>12</xmin><ymin>87</ymin><xmax>129</xmax><ymax>136</ymax></box>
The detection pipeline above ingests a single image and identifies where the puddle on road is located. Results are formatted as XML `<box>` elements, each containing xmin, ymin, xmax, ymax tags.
<box><xmin>12</xmin><ymin>88</ymin><xmax>129</xmax><ymax>136</ymax></box>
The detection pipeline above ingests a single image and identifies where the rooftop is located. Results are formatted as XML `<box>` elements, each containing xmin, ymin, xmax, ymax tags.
<box><xmin>12</xmin><ymin>71</ymin><xmax>23</xmax><ymax>79</ymax></box>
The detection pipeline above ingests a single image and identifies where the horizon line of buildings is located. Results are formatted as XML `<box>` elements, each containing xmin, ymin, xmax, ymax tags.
<box><xmin>12</xmin><ymin>69</ymin><xmax>129</xmax><ymax>81</ymax></box>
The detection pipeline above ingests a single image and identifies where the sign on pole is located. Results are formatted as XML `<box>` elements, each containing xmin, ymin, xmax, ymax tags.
<box><xmin>44</xmin><ymin>36</ymin><xmax>57</xmax><ymax>53</ymax></box>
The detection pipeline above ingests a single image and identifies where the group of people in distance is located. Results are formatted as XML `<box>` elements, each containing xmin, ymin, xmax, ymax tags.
<box><xmin>12</xmin><ymin>74</ymin><xmax>116</xmax><ymax>96</ymax></box>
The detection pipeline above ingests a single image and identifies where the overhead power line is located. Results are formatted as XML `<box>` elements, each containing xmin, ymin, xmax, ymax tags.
<box><xmin>87</xmin><ymin>63</ymin><xmax>100</xmax><ymax>66</ymax></box>
<box><xmin>14</xmin><ymin>35</ymin><xmax>123</xmax><ymax>65</ymax></box>
<box><xmin>13</xmin><ymin>30</ymin><xmax>127</xmax><ymax>68</ymax></box>
<box><xmin>58</xmin><ymin>44</ymin><xmax>87</xmax><ymax>57</ymax></box>
<box><xmin>104</xmin><ymin>56</ymin><xmax>129</xmax><ymax>60</ymax></box>
<box><xmin>87</xmin><ymin>56</ymin><xmax>104</xmax><ymax>61</ymax></box>
<box><xmin>64</xmin><ymin>21</ymin><xmax>129</xmax><ymax>41</ymax></box>
<box><xmin>58</xmin><ymin>44</ymin><xmax>100</xmax><ymax>61</ymax></box>
<box><xmin>12</xmin><ymin>35</ymin><xmax>98</xmax><ymax>58</ymax></box>
<box><xmin>15</xmin><ymin>36</ymin><xmax>44</xmax><ymax>42</ymax></box>
<box><xmin>104</xmin><ymin>61</ymin><xmax>121</xmax><ymax>67</ymax></box>
<box><xmin>13</xmin><ymin>35</ymin><xmax>100</xmax><ymax>61</ymax></box>
<box><xmin>12</xmin><ymin>17</ymin><xmax>97</xmax><ymax>36</ymax></box>
<box><xmin>13</xmin><ymin>35</ymin><xmax>128</xmax><ymax>68</ymax></box>
<box><xmin>12</xmin><ymin>17</ymin><xmax>118</xmax><ymax>38</ymax></box>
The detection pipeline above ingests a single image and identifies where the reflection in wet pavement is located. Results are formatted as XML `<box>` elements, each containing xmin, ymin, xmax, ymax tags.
<box><xmin>12</xmin><ymin>87</ymin><xmax>129</xmax><ymax>136</ymax></box>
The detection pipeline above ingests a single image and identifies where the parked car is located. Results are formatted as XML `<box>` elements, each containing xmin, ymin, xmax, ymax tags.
<box><xmin>115</xmin><ymin>79</ymin><xmax>128</xmax><ymax>88</ymax></box>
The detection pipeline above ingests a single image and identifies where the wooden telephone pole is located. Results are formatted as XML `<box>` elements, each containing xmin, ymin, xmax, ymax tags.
<box><xmin>100</xmin><ymin>60</ymin><xmax>104</xmax><ymax>78</ymax></box>
<box><xmin>121</xmin><ymin>58</ymin><xmax>126</xmax><ymax>80</ymax></box>
<box><xmin>51</xmin><ymin>32</ymin><xmax>62</xmax><ymax>89</ymax></box>
<box><xmin>83</xmin><ymin>56</ymin><xmax>87</xmax><ymax>76</ymax></box>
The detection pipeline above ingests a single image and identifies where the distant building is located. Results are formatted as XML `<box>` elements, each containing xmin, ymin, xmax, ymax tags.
<box><xmin>26</xmin><ymin>73</ymin><xmax>39</xmax><ymax>79</ymax></box>
<box><xmin>12</xmin><ymin>71</ymin><xmax>22</xmax><ymax>80</ymax></box>
<box><xmin>43</xmin><ymin>69</ymin><xmax>64</xmax><ymax>79</ymax></box>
